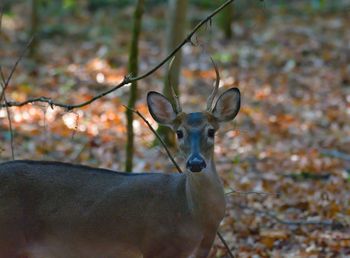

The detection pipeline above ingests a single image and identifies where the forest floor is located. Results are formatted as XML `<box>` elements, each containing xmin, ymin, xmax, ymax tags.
<box><xmin>1</xmin><ymin>2</ymin><xmax>350</xmax><ymax>257</ymax></box>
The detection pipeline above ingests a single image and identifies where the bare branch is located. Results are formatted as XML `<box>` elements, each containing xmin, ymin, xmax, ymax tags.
<box><xmin>1</xmin><ymin>0</ymin><xmax>235</xmax><ymax>110</ymax></box>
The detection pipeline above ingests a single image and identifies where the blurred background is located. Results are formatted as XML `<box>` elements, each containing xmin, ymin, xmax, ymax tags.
<box><xmin>0</xmin><ymin>0</ymin><xmax>350</xmax><ymax>257</ymax></box>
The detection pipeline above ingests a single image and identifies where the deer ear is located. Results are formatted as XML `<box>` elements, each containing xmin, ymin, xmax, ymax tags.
<box><xmin>212</xmin><ymin>88</ymin><xmax>240</xmax><ymax>122</ymax></box>
<box><xmin>147</xmin><ymin>91</ymin><xmax>177</xmax><ymax>126</ymax></box>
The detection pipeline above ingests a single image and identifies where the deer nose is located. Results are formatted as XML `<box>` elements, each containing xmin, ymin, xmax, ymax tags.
<box><xmin>186</xmin><ymin>155</ymin><xmax>206</xmax><ymax>172</ymax></box>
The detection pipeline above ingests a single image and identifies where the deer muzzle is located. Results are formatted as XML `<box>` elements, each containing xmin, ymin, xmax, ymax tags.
<box><xmin>186</xmin><ymin>154</ymin><xmax>206</xmax><ymax>172</ymax></box>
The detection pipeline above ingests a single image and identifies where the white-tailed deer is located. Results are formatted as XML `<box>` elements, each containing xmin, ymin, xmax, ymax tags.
<box><xmin>0</xmin><ymin>72</ymin><xmax>240</xmax><ymax>258</ymax></box>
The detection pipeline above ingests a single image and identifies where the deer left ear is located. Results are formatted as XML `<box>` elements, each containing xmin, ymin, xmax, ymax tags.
<box><xmin>147</xmin><ymin>91</ymin><xmax>177</xmax><ymax>127</ymax></box>
<box><xmin>212</xmin><ymin>88</ymin><xmax>240</xmax><ymax>122</ymax></box>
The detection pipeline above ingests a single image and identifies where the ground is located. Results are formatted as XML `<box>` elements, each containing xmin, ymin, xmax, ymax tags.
<box><xmin>0</xmin><ymin>2</ymin><xmax>349</xmax><ymax>257</ymax></box>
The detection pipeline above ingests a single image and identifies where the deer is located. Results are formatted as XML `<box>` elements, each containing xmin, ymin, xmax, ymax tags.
<box><xmin>0</xmin><ymin>66</ymin><xmax>240</xmax><ymax>258</ymax></box>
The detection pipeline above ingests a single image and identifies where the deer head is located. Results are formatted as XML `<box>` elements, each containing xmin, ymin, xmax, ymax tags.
<box><xmin>147</xmin><ymin>64</ymin><xmax>240</xmax><ymax>173</ymax></box>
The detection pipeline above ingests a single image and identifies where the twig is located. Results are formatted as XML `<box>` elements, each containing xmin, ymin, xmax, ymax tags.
<box><xmin>0</xmin><ymin>6</ymin><xmax>12</xmax><ymax>158</ymax></box>
<box><xmin>128</xmin><ymin>107</ymin><xmax>235</xmax><ymax>258</ymax></box>
<box><xmin>41</xmin><ymin>108</ymin><xmax>48</xmax><ymax>159</ymax></box>
<box><xmin>217</xmin><ymin>231</ymin><xmax>235</xmax><ymax>257</ymax></box>
<box><xmin>225</xmin><ymin>189</ymin><xmax>279</xmax><ymax>197</ymax></box>
<box><xmin>235</xmin><ymin>203</ymin><xmax>347</xmax><ymax>229</ymax></box>
<box><xmin>0</xmin><ymin>31</ymin><xmax>32</xmax><ymax>160</ymax></box>
<box><xmin>1</xmin><ymin>0</ymin><xmax>235</xmax><ymax>110</ymax></box>
<box><xmin>0</xmin><ymin>37</ymin><xmax>33</xmax><ymax>102</ymax></box>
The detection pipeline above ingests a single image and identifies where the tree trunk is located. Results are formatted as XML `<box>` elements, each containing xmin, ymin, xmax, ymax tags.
<box><xmin>217</xmin><ymin>4</ymin><xmax>233</xmax><ymax>40</ymax></box>
<box><xmin>29</xmin><ymin>0</ymin><xmax>39</xmax><ymax>58</ymax></box>
<box><xmin>125</xmin><ymin>0</ymin><xmax>144</xmax><ymax>172</ymax></box>
<box><xmin>158</xmin><ymin>0</ymin><xmax>188</xmax><ymax>146</ymax></box>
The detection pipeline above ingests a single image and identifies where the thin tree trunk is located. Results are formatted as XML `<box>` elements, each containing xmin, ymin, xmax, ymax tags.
<box><xmin>29</xmin><ymin>0</ymin><xmax>39</xmax><ymax>58</ymax></box>
<box><xmin>158</xmin><ymin>0</ymin><xmax>188</xmax><ymax>146</ymax></box>
<box><xmin>125</xmin><ymin>0</ymin><xmax>144</xmax><ymax>172</ymax></box>
<box><xmin>217</xmin><ymin>4</ymin><xmax>233</xmax><ymax>39</ymax></box>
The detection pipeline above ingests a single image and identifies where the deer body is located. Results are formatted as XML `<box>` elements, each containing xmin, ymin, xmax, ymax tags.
<box><xmin>0</xmin><ymin>160</ymin><xmax>221</xmax><ymax>258</ymax></box>
<box><xmin>0</xmin><ymin>82</ymin><xmax>240</xmax><ymax>257</ymax></box>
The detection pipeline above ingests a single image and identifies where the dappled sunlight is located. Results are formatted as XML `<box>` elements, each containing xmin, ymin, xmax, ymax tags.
<box><xmin>62</xmin><ymin>112</ymin><xmax>81</xmax><ymax>130</ymax></box>
<box><xmin>85</xmin><ymin>57</ymin><xmax>126</xmax><ymax>85</ymax></box>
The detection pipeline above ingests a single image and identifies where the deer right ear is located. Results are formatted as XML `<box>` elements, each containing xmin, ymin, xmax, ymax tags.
<box><xmin>212</xmin><ymin>88</ymin><xmax>240</xmax><ymax>122</ymax></box>
<box><xmin>147</xmin><ymin>91</ymin><xmax>177</xmax><ymax>127</ymax></box>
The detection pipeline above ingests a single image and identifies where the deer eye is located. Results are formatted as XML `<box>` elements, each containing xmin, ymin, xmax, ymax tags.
<box><xmin>176</xmin><ymin>130</ymin><xmax>184</xmax><ymax>139</ymax></box>
<box><xmin>207</xmin><ymin>128</ymin><xmax>215</xmax><ymax>138</ymax></box>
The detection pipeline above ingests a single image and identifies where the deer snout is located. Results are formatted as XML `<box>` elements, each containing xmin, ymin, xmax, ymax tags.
<box><xmin>186</xmin><ymin>154</ymin><xmax>206</xmax><ymax>172</ymax></box>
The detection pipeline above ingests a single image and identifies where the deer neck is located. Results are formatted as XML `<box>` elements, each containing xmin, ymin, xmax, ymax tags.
<box><xmin>185</xmin><ymin>157</ymin><xmax>226</xmax><ymax>228</ymax></box>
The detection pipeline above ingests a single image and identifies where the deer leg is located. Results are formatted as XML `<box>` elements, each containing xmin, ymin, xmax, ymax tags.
<box><xmin>194</xmin><ymin>233</ymin><xmax>216</xmax><ymax>258</ymax></box>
